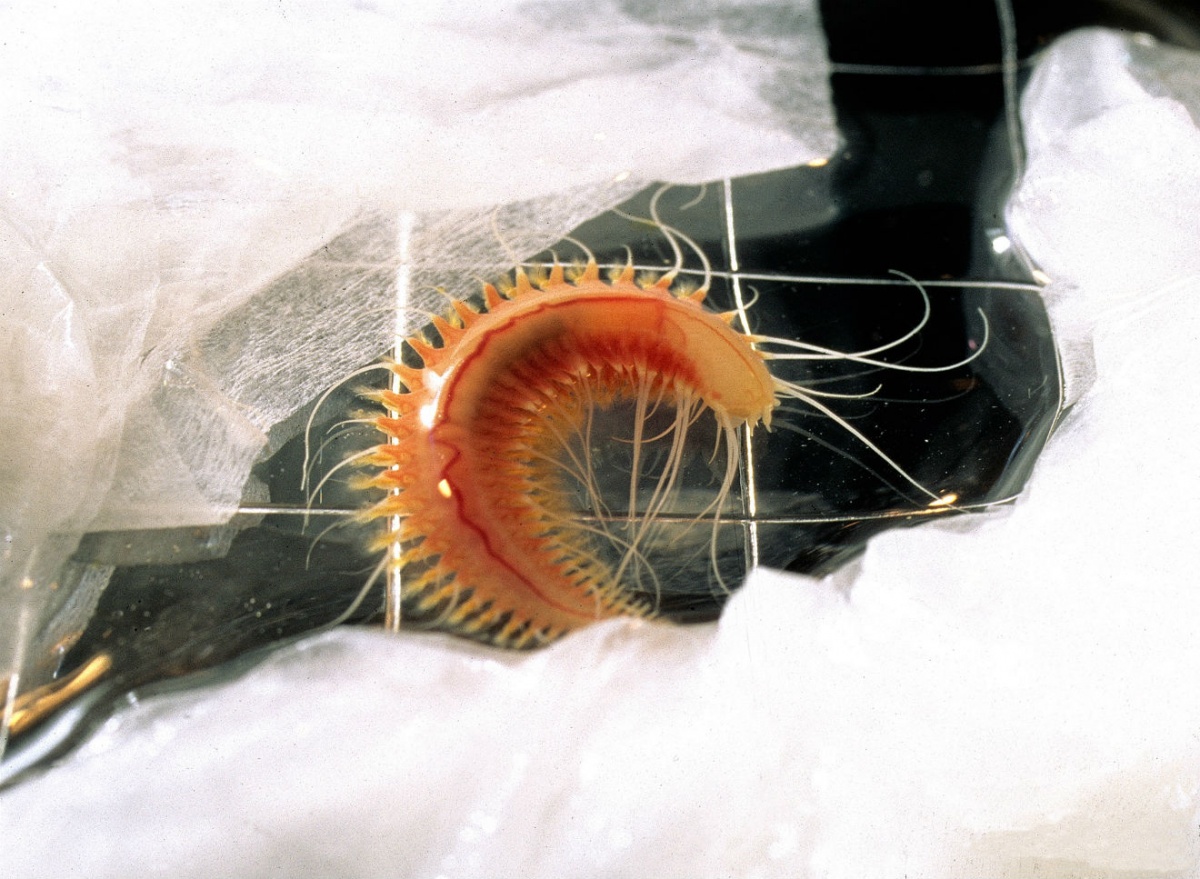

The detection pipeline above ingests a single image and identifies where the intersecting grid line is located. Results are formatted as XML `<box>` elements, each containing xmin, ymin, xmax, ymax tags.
<box><xmin>233</xmin><ymin>31</ymin><xmax>1055</xmax><ymax>603</ymax></box>
<box><xmin>235</xmin><ymin>175</ymin><xmax>1047</xmax><ymax>598</ymax></box>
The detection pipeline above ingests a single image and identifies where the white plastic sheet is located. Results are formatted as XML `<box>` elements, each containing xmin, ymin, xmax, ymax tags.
<box><xmin>7</xmin><ymin>20</ymin><xmax>1200</xmax><ymax>879</ymax></box>
<box><xmin>0</xmin><ymin>0</ymin><xmax>835</xmax><ymax>715</ymax></box>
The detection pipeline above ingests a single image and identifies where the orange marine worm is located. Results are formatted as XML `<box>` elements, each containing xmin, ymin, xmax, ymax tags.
<box><xmin>357</xmin><ymin>260</ymin><xmax>777</xmax><ymax>649</ymax></box>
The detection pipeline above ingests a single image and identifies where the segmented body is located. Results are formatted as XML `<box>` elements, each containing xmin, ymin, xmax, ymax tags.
<box><xmin>359</xmin><ymin>261</ymin><xmax>776</xmax><ymax>649</ymax></box>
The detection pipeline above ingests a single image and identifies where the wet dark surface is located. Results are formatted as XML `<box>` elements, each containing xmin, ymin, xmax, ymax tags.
<box><xmin>8</xmin><ymin>0</ymin><xmax>1198</xmax><ymax>784</ymax></box>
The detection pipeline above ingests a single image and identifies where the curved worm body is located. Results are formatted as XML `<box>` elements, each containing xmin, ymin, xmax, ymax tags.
<box><xmin>360</xmin><ymin>261</ymin><xmax>776</xmax><ymax>648</ymax></box>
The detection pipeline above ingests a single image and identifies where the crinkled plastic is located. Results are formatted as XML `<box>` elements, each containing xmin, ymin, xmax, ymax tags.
<box><xmin>1007</xmin><ymin>28</ymin><xmax>1200</xmax><ymax>409</ymax></box>
<box><xmin>0</xmin><ymin>0</ymin><xmax>836</xmax><ymax>719</ymax></box>
<box><xmin>4</xmin><ymin>25</ymin><xmax>1200</xmax><ymax>879</ymax></box>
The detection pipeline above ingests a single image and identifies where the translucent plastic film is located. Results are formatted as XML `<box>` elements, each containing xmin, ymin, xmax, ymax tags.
<box><xmin>5</xmin><ymin>25</ymin><xmax>1200</xmax><ymax>878</ymax></box>
<box><xmin>0</xmin><ymin>0</ymin><xmax>836</xmax><ymax>732</ymax></box>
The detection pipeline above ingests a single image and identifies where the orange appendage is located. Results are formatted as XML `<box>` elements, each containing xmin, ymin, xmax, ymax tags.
<box><xmin>359</xmin><ymin>263</ymin><xmax>777</xmax><ymax>649</ymax></box>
